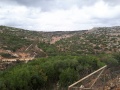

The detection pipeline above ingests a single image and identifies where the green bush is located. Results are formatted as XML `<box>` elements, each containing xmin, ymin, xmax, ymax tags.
<box><xmin>59</xmin><ymin>68</ymin><xmax>78</xmax><ymax>87</ymax></box>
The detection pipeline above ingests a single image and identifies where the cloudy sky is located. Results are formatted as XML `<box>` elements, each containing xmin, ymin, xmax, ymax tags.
<box><xmin>0</xmin><ymin>0</ymin><xmax>120</xmax><ymax>31</ymax></box>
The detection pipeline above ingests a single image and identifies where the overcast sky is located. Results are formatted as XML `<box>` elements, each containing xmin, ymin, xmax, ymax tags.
<box><xmin>0</xmin><ymin>0</ymin><xmax>120</xmax><ymax>31</ymax></box>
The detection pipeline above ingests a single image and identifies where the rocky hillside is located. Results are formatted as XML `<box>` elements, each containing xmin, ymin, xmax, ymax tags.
<box><xmin>0</xmin><ymin>25</ymin><xmax>120</xmax><ymax>60</ymax></box>
<box><xmin>55</xmin><ymin>26</ymin><xmax>120</xmax><ymax>55</ymax></box>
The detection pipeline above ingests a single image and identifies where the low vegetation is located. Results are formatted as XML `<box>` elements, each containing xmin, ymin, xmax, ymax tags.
<box><xmin>0</xmin><ymin>55</ymin><xmax>105</xmax><ymax>90</ymax></box>
<box><xmin>0</xmin><ymin>26</ymin><xmax>120</xmax><ymax>89</ymax></box>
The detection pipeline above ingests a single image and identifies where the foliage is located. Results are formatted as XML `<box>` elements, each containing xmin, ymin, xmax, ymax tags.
<box><xmin>99</xmin><ymin>54</ymin><xmax>119</xmax><ymax>67</ymax></box>
<box><xmin>0</xmin><ymin>55</ymin><xmax>105</xmax><ymax>90</ymax></box>
<box><xmin>38</xmin><ymin>42</ymin><xmax>59</xmax><ymax>56</ymax></box>
<box><xmin>113</xmin><ymin>53</ymin><xmax>120</xmax><ymax>64</ymax></box>
<box><xmin>0</xmin><ymin>33</ymin><xmax>31</xmax><ymax>52</ymax></box>
<box><xmin>0</xmin><ymin>26</ymin><xmax>119</xmax><ymax>90</ymax></box>
<box><xmin>0</xmin><ymin>53</ymin><xmax>14</xmax><ymax>58</ymax></box>
<box><xmin>0</xmin><ymin>64</ymin><xmax>47</xmax><ymax>90</ymax></box>
<box><xmin>59</xmin><ymin>68</ymin><xmax>79</xmax><ymax>87</ymax></box>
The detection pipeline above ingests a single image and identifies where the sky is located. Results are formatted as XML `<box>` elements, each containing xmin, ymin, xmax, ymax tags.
<box><xmin>0</xmin><ymin>0</ymin><xmax>120</xmax><ymax>31</ymax></box>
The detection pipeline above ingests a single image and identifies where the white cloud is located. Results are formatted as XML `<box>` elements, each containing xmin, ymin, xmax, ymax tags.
<box><xmin>83</xmin><ymin>0</ymin><xmax>120</xmax><ymax>19</ymax></box>
<box><xmin>0</xmin><ymin>0</ymin><xmax>120</xmax><ymax>31</ymax></box>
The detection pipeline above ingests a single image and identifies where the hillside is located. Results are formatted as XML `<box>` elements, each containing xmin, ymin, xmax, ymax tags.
<box><xmin>0</xmin><ymin>26</ymin><xmax>86</xmax><ymax>59</ymax></box>
<box><xmin>55</xmin><ymin>26</ymin><xmax>120</xmax><ymax>55</ymax></box>
<box><xmin>0</xmin><ymin>25</ymin><xmax>120</xmax><ymax>60</ymax></box>
<box><xmin>0</xmin><ymin>25</ymin><xmax>120</xmax><ymax>89</ymax></box>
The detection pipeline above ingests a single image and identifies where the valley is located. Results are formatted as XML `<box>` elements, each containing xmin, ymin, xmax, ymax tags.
<box><xmin>0</xmin><ymin>26</ymin><xmax>120</xmax><ymax>90</ymax></box>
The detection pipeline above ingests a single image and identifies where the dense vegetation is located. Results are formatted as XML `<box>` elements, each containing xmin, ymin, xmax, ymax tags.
<box><xmin>38</xmin><ymin>42</ymin><xmax>59</xmax><ymax>56</ymax></box>
<box><xmin>0</xmin><ymin>55</ymin><xmax>105</xmax><ymax>90</ymax></box>
<box><xmin>0</xmin><ymin>26</ymin><xmax>120</xmax><ymax>90</ymax></box>
<box><xmin>0</xmin><ymin>54</ymin><xmax>120</xmax><ymax>90</ymax></box>
<box><xmin>0</xmin><ymin>33</ymin><xmax>31</xmax><ymax>52</ymax></box>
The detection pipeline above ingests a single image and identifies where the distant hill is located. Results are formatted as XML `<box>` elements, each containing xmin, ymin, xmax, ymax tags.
<box><xmin>55</xmin><ymin>26</ymin><xmax>120</xmax><ymax>55</ymax></box>
<box><xmin>0</xmin><ymin>25</ymin><xmax>120</xmax><ymax>59</ymax></box>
